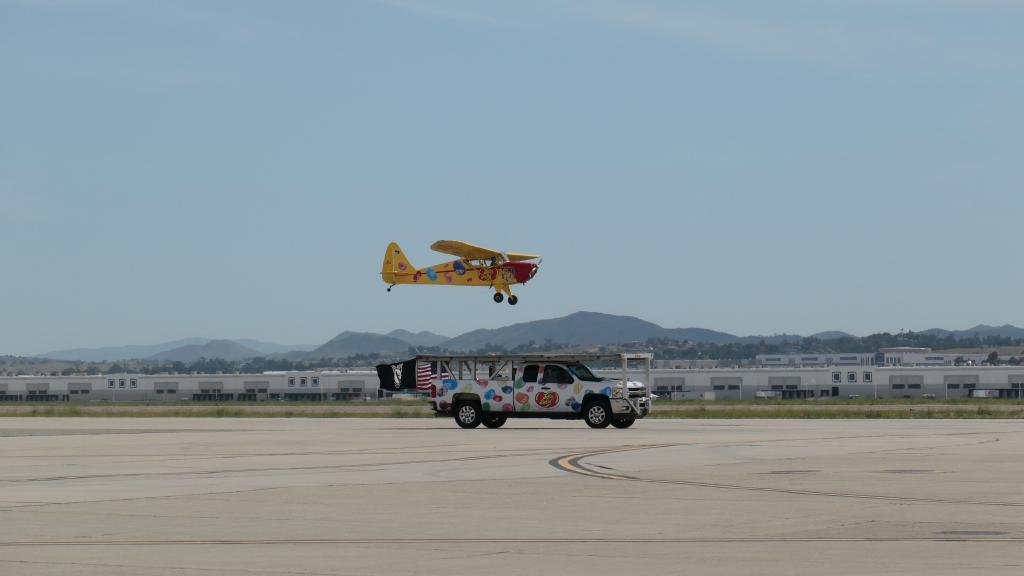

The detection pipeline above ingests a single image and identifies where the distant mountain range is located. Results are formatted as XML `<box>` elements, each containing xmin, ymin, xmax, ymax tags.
<box><xmin>384</xmin><ymin>330</ymin><xmax>449</xmax><ymax>347</ymax></box>
<box><xmin>233</xmin><ymin>339</ymin><xmax>318</xmax><ymax>354</ymax></box>
<box><xmin>42</xmin><ymin>338</ymin><xmax>316</xmax><ymax>362</ymax></box>
<box><xmin>34</xmin><ymin>312</ymin><xmax>1024</xmax><ymax>362</ymax></box>
<box><xmin>149</xmin><ymin>340</ymin><xmax>263</xmax><ymax>363</ymax></box>
<box><xmin>442</xmin><ymin>311</ymin><xmax>740</xmax><ymax>350</ymax></box>
<box><xmin>919</xmin><ymin>325</ymin><xmax>1024</xmax><ymax>340</ymax></box>
<box><xmin>42</xmin><ymin>338</ymin><xmax>211</xmax><ymax>362</ymax></box>
<box><xmin>809</xmin><ymin>331</ymin><xmax>856</xmax><ymax>340</ymax></box>
<box><xmin>311</xmin><ymin>332</ymin><xmax>415</xmax><ymax>358</ymax></box>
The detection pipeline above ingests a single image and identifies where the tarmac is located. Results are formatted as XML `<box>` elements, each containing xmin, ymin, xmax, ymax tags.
<box><xmin>2</xmin><ymin>417</ymin><xmax>1024</xmax><ymax>575</ymax></box>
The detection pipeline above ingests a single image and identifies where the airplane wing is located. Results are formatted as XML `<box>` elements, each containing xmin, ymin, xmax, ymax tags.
<box><xmin>505</xmin><ymin>252</ymin><xmax>541</xmax><ymax>262</ymax></box>
<box><xmin>430</xmin><ymin>240</ymin><xmax>503</xmax><ymax>260</ymax></box>
<box><xmin>431</xmin><ymin>240</ymin><xmax>541</xmax><ymax>262</ymax></box>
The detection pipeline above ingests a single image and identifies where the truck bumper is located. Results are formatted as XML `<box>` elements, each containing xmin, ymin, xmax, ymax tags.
<box><xmin>611</xmin><ymin>397</ymin><xmax>650</xmax><ymax>418</ymax></box>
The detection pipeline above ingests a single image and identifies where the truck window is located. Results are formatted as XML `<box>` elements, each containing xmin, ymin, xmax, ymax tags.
<box><xmin>488</xmin><ymin>363</ymin><xmax>510</xmax><ymax>380</ymax></box>
<box><xmin>567</xmin><ymin>362</ymin><xmax>603</xmax><ymax>382</ymax></box>
<box><xmin>522</xmin><ymin>365</ymin><xmax>539</xmax><ymax>383</ymax></box>
<box><xmin>543</xmin><ymin>365</ymin><xmax>574</xmax><ymax>384</ymax></box>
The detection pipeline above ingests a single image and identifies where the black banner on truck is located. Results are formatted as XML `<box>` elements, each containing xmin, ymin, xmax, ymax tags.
<box><xmin>375</xmin><ymin>359</ymin><xmax>418</xmax><ymax>391</ymax></box>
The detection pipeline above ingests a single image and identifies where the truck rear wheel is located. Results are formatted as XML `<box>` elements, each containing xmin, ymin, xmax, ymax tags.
<box><xmin>611</xmin><ymin>417</ymin><xmax>635</xmax><ymax>429</ymax></box>
<box><xmin>583</xmin><ymin>398</ymin><xmax>612</xmax><ymax>429</ymax></box>
<box><xmin>454</xmin><ymin>401</ymin><xmax>482</xmax><ymax>429</ymax></box>
<box><xmin>482</xmin><ymin>415</ymin><xmax>507</xmax><ymax>429</ymax></box>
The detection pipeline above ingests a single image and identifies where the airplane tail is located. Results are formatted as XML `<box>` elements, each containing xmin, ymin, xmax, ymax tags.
<box><xmin>381</xmin><ymin>242</ymin><xmax>414</xmax><ymax>284</ymax></box>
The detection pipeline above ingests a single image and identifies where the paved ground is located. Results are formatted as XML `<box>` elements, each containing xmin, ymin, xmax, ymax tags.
<box><xmin>2</xmin><ymin>418</ymin><xmax>1024</xmax><ymax>575</ymax></box>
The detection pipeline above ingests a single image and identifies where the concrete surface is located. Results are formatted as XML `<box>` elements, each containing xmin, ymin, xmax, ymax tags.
<box><xmin>2</xmin><ymin>417</ymin><xmax>1024</xmax><ymax>575</ymax></box>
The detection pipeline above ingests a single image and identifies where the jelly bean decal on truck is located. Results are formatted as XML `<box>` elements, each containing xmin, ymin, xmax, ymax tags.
<box><xmin>534</xmin><ymin>391</ymin><xmax>559</xmax><ymax>409</ymax></box>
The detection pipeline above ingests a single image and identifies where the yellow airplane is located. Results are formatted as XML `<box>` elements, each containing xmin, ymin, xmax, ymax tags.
<box><xmin>381</xmin><ymin>240</ymin><xmax>541</xmax><ymax>305</ymax></box>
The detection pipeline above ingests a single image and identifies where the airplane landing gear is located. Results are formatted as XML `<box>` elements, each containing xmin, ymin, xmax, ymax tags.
<box><xmin>494</xmin><ymin>285</ymin><xmax>516</xmax><ymax>304</ymax></box>
<box><xmin>387</xmin><ymin>284</ymin><xmax>395</xmax><ymax>293</ymax></box>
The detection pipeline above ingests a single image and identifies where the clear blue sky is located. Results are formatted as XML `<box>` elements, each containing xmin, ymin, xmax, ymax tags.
<box><xmin>2</xmin><ymin>0</ymin><xmax>1022</xmax><ymax>354</ymax></box>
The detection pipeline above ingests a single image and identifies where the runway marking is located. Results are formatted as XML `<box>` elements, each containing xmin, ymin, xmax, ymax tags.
<box><xmin>0</xmin><ymin>448</ymin><xmax>566</xmax><ymax>484</ymax></box>
<box><xmin>550</xmin><ymin>443</ymin><xmax>1024</xmax><ymax>507</ymax></box>
<box><xmin>0</xmin><ymin>557</ymin><xmax>343</xmax><ymax>576</ymax></box>
<box><xmin>1</xmin><ymin>536</ymin><xmax>1023</xmax><ymax>546</ymax></box>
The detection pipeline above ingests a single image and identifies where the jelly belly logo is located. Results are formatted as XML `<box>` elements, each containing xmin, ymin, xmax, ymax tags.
<box><xmin>534</xmin><ymin>391</ymin><xmax>559</xmax><ymax>409</ymax></box>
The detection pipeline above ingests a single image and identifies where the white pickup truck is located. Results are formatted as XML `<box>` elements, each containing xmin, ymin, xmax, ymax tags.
<box><xmin>377</xmin><ymin>353</ymin><xmax>653</xmax><ymax>429</ymax></box>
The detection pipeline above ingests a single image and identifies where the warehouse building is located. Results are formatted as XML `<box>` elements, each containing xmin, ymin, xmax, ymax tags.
<box><xmin>756</xmin><ymin>353</ymin><xmax>874</xmax><ymax>367</ymax></box>
<box><xmin>0</xmin><ymin>371</ymin><xmax>378</xmax><ymax>402</ymax></box>
<box><xmin>756</xmin><ymin>348</ymin><xmax>989</xmax><ymax>367</ymax></box>
<box><xmin>2</xmin><ymin>365</ymin><xmax>1024</xmax><ymax>402</ymax></box>
<box><xmin>642</xmin><ymin>366</ymin><xmax>1024</xmax><ymax>400</ymax></box>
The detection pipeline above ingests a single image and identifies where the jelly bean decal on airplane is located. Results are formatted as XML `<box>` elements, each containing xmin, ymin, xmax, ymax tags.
<box><xmin>381</xmin><ymin>240</ymin><xmax>541</xmax><ymax>305</ymax></box>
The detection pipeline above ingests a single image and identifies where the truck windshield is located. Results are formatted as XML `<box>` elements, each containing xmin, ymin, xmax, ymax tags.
<box><xmin>567</xmin><ymin>363</ymin><xmax>603</xmax><ymax>382</ymax></box>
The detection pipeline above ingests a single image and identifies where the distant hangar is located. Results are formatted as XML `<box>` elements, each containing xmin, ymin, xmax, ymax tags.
<box><xmin>2</xmin><ymin>365</ymin><xmax>1024</xmax><ymax>402</ymax></box>
<box><xmin>0</xmin><ymin>371</ymin><xmax>378</xmax><ymax>402</ymax></box>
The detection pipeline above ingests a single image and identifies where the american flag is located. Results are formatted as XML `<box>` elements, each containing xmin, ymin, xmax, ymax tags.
<box><xmin>416</xmin><ymin>361</ymin><xmax>433</xmax><ymax>391</ymax></box>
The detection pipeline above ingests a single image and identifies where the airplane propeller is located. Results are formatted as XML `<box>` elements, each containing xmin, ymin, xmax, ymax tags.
<box><xmin>530</xmin><ymin>258</ymin><xmax>542</xmax><ymax>280</ymax></box>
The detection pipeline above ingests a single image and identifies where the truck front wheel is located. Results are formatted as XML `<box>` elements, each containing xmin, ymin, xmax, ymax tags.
<box><xmin>454</xmin><ymin>401</ymin><xmax>482</xmax><ymax>429</ymax></box>
<box><xmin>583</xmin><ymin>399</ymin><xmax>612</xmax><ymax>429</ymax></box>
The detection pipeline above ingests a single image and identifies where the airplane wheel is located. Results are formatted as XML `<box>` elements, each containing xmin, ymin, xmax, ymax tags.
<box><xmin>508</xmin><ymin>295</ymin><xmax>518</xmax><ymax>306</ymax></box>
<box><xmin>493</xmin><ymin>293</ymin><xmax>504</xmax><ymax>303</ymax></box>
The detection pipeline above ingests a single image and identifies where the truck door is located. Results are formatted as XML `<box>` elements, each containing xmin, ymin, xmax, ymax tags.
<box><xmin>517</xmin><ymin>364</ymin><xmax>572</xmax><ymax>413</ymax></box>
<box><xmin>515</xmin><ymin>364</ymin><xmax>540</xmax><ymax>412</ymax></box>
<box><xmin>541</xmin><ymin>365</ymin><xmax>575</xmax><ymax>413</ymax></box>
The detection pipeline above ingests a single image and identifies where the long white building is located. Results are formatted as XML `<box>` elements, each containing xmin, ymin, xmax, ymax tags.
<box><xmin>639</xmin><ymin>365</ymin><xmax>1024</xmax><ymax>400</ymax></box>
<box><xmin>2</xmin><ymin>365</ymin><xmax>1024</xmax><ymax>402</ymax></box>
<box><xmin>0</xmin><ymin>371</ymin><xmax>378</xmax><ymax>402</ymax></box>
<box><xmin>756</xmin><ymin>348</ymin><xmax>990</xmax><ymax>368</ymax></box>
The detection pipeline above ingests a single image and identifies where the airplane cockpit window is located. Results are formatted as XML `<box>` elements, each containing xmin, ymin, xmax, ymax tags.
<box><xmin>543</xmin><ymin>365</ymin><xmax>574</xmax><ymax>384</ymax></box>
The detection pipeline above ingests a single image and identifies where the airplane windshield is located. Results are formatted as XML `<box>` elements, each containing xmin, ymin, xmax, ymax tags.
<box><xmin>567</xmin><ymin>363</ymin><xmax>603</xmax><ymax>382</ymax></box>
